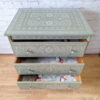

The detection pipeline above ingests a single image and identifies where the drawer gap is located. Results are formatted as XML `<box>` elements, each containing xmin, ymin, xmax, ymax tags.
<box><xmin>12</xmin><ymin>38</ymin><xmax>87</xmax><ymax>42</ymax></box>
<box><xmin>16</xmin><ymin>57</ymin><xmax>84</xmax><ymax>64</ymax></box>
<box><xmin>18</xmin><ymin>74</ymin><xmax>81</xmax><ymax>82</ymax></box>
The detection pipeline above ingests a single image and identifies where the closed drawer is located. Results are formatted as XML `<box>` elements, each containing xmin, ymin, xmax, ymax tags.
<box><xmin>10</xmin><ymin>38</ymin><xmax>88</xmax><ymax>57</ymax></box>
<box><xmin>17</xmin><ymin>75</ymin><xmax>82</xmax><ymax>89</ymax></box>
<box><xmin>15</xmin><ymin>57</ymin><xmax>84</xmax><ymax>75</ymax></box>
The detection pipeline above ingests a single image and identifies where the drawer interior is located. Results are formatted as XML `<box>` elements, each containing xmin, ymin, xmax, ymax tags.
<box><xmin>16</xmin><ymin>57</ymin><xmax>84</xmax><ymax>64</ymax></box>
<box><xmin>11</xmin><ymin>37</ymin><xmax>87</xmax><ymax>42</ymax></box>
<box><xmin>18</xmin><ymin>74</ymin><xmax>81</xmax><ymax>83</ymax></box>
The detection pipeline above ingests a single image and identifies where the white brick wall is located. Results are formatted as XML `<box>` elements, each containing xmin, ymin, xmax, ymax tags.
<box><xmin>0</xmin><ymin>0</ymin><xmax>100</xmax><ymax>54</ymax></box>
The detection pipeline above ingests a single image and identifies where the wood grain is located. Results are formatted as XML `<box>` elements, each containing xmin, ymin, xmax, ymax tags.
<box><xmin>0</xmin><ymin>54</ymin><xmax>100</xmax><ymax>100</ymax></box>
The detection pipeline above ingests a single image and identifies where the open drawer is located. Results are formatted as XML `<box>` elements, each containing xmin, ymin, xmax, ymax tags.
<box><xmin>17</xmin><ymin>75</ymin><xmax>82</xmax><ymax>89</ymax></box>
<box><xmin>15</xmin><ymin>57</ymin><xmax>84</xmax><ymax>75</ymax></box>
<box><xmin>9</xmin><ymin>38</ymin><xmax>88</xmax><ymax>57</ymax></box>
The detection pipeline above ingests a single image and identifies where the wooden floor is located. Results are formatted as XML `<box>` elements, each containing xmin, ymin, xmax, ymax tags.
<box><xmin>0</xmin><ymin>54</ymin><xmax>100</xmax><ymax>100</ymax></box>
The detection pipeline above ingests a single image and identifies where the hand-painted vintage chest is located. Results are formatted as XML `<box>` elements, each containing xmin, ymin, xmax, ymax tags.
<box><xmin>5</xmin><ymin>8</ymin><xmax>94</xmax><ymax>89</ymax></box>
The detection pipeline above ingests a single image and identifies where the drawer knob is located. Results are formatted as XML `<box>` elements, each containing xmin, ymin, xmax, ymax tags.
<box><xmin>69</xmin><ymin>70</ymin><xmax>77</xmax><ymax>75</ymax></box>
<box><xmin>71</xmin><ymin>50</ymin><xmax>77</xmax><ymax>54</ymax></box>
<box><xmin>29</xmin><ymin>69</ymin><xmax>35</xmax><ymax>72</ymax></box>
<box><xmin>71</xmin><ymin>50</ymin><xmax>74</xmax><ymax>54</ymax></box>
<box><xmin>26</xmin><ymin>50</ymin><xmax>34</xmax><ymax>54</ymax></box>
<box><xmin>68</xmin><ymin>70</ymin><xmax>73</xmax><ymax>73</ymax></box>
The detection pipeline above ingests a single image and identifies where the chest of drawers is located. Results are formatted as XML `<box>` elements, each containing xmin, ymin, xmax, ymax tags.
<box><xmin>5</xmin><ymin>8</ymin><xmax>94</xmax><ymax>89</ymax></box>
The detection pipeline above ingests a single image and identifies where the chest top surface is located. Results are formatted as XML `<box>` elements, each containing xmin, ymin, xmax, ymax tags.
<box><xmin>5</xmin><ymin>8</ymin><xmax>93</xmax><ymax>36</ymax></box>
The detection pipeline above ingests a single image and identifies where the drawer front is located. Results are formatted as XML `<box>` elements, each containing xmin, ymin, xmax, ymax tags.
<box><xmin>17</xmin><ymin>75</ymin><xmax>82</xmax><ymax>90</ymax></box>
<box><xmin>15</xmin><ymin>63</ymin><xmax>84</xmax><ymax>75</ymax></box>
<box><xmin>11</xmin><ymin>42</ymin><xmax>87</xmax><ymax>57</ymax></box>
<box><xmin>17</xmin><ymin>82</ymin><xmax>81</xmax><ymax>90</ymax></box>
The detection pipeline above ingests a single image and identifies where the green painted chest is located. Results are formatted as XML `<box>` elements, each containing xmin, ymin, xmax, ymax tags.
<box><xmin>5</xmin><ymin>8</ymin><xmax>94</xmax><ymax>90</ymax></box>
